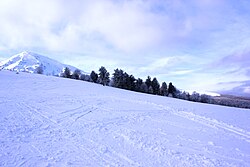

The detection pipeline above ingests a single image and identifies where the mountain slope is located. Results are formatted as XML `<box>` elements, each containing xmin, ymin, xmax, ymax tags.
<box><xmin>0</xmin><ymin>51</ymin><xmax>80</xmax><ymax>75</ymax></box>
<box><xmin>0</xmin><ymin>70</ymin><xmax>249</xmax><ymax>166</ymax></box>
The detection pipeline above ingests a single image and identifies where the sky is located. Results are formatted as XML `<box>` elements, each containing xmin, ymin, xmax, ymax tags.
<box><xmin>1</xmin><ymin>0</ymin><xmax>250</xmax><ymax>94</ymax></box>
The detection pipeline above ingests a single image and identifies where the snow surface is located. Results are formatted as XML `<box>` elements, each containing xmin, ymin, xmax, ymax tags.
<box><xmin>0</xmin><ymin>51</ymin><xmax>81</xmax><ymax>76</ymax></box>
<box><xmin>0</xmin><ymin>70</ymin><xmax>250</xmax><ymax>166</ymax></box>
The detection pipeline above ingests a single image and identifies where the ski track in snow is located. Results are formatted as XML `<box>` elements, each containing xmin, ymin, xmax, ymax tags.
<box><xmin>115</xmin><ymin>97</ymin><xmax>250</xmax><ymax>143</ymax></box>
<box><xmin>0</xmin><ymin>71</ymin><xmax>250</xmax><ymax>166</ymax></box>
<box><xmin>145</xmin><ymin>101</ymin><xmax>250</xmax><ymax>143</ymax></box>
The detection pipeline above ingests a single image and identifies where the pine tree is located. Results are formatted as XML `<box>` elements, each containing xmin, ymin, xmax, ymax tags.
<box><xmin>135</xmin><ymin>78</ymin><xmax>143</xmax><ymax>92</ymax></box>
<box><xmin>122</xmin><ymin>72</ymin><xmax>129</xmax><ymax>89</ymax></box>
<box><xmin>72</xmin><ymin>69</ymin><xmax>81</xmax><ymax>80</ymax></box>
<box><xmin>148</xmin><ymin>86</ymin><xmax>154</xmax><ymax>94</ymax></box>
<box><xmin>140</xmin><ymin>82</ymin><xmax>148</xmax><ymax>93</ymax></box>
<box><xmin>121</xmin><ymin>73</ymin><xmax>135</xmax><ymax>90</ymax></box>
<box><xmin>177</xmin><ymin>91</ymin><xmax>189</xmax><ymax>100</ymax></box>
<box><xmin>200</xmin><ymin>94</ymin><xmax>212</xmax><ymax>103</ymax></box>
<box><xmin>160</xmin><ymin>82</ymin><xmax>168</xmax><ymax>96</ymax></box>
<box><xmin>168</xmin><ymin>82</ymin><xmax>176</xmax><ymax>97</ymax></box>
<box><xmin>90</xmin><ymin>71</ymin><xmax>98</xmax><ymax>83</ymax></box>
<box><xmin>145</xmin><ymin>76</ymin><xmax>152</xmax><ymax>89</ymax></box>
<box><xmin>112</xmin><ymin>69</ymin><xmax>124</xmax><ymax>88</ymax></box>
<box><xmin>80</xmin><ymin>74</ymin><xmax>91</xmax><ymax>82</ymax></box>
<box><xmin>151</xmin><ymin>77</ymin><xmax>160</xmax><ymax>95</ymax></box>
<box><xmin>98</xmin><ymin>66</ymin><xmax>110</xmax><ymax>86</ymax></box>
<box><xmin>36</xmin><ymin>64</ymin><xmax>44</xmax><ymax>74</ymax></box>
<box><xmin>128</xmin><ymin>75</ymin><xmax>136</xmax><ymax>90</ymax></box>
<box><xmin>63</xmin><ymin>67</ymin><xmax>71</xmax><ymax>78</ymax></box>
<box><xmin>190</xmin><ymin>92</ymin><xmax>200</xmax><ymax>102</ymax></box>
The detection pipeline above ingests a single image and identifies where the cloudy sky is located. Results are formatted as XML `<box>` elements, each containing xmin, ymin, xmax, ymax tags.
<box><xmin>1</xmin><ymin>0</ymin><xmax>250</xmax><ymax>93</ymax></box>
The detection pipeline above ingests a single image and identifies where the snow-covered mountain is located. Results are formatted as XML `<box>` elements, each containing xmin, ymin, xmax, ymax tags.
<box><xmin>0</xmin><ymin>70</ymin><xmax>249</xmax><ymax>166</ymax></box>
<box><xmin>0</xmin><ymin>51</ymin><xmax>81</xmax><ymax>75</ymax></box>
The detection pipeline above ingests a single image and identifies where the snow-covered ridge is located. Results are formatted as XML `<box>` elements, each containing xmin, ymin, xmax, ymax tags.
<box><xmin>0</xmin><ymin>51</ymin><xmax>81</xmax><ymax>75</ymax></box>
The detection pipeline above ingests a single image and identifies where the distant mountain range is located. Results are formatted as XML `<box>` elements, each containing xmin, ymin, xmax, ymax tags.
<box><xmin>0</xmin><ymin>51</ymin><xmax>82</xmax><ymax>76</ymax></box>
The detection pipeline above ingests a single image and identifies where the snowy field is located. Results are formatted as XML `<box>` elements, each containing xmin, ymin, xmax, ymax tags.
<box><xmin>0</xmin><ymin>70</ymin><xmax>250</xmax><ymax>167</ymax></box>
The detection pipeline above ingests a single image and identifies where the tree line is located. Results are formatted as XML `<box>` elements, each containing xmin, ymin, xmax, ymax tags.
<box><xmin>60</xmin><ymin>66</ymin><xmax>177</xmax><ymax>97</ymax></box>
<box><xmin>59</xmin><ymin>66</ymin><xmax>250</xmax><ymax>109</ymax></box>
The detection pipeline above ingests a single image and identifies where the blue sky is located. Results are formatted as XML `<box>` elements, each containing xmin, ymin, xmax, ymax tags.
<box><xmin>1</xmin><ymin>0</ymin><xmax>250</xmax><ymax>93</ymax></box>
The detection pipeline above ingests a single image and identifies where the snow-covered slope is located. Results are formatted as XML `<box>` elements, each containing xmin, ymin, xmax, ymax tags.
<box><xmin>0</xmin><ymin>70</ymin><xmax>249</xmax><ymax>166</ymax></box>
<box><xmin>0</xmin><ymin>51</ymin><xmax>80</xmax><ymax>75</ymax></box>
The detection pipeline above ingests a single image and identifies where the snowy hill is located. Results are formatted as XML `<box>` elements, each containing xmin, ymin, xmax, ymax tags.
<box><xmin>0</xmin><ymin>51</ymin><xmax>81</xmax><ymax>75</ymax></box>
<box><xmin>0</xmin><ymin>70</ymin><xmax>249</xmax><ymax>166</ymax></box>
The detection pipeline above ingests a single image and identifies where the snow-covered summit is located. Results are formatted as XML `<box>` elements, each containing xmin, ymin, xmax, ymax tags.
<box><xmin>0</xmin><ymin>51</ymin><xmax>80</xmax><ymax>75</ymax></box>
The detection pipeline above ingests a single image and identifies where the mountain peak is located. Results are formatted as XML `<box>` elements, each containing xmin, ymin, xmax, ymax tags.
<box><xmin>14</xmin><ymin>51</ymin><xmax>33</xmax><ymax>58</ymax></box>
<box><xmin>19</xmin><ymin>50</ymin><xmax>30</xmax><ymax>55</ymax></box>
<box><xmin>11</xmin><ymin>51</ymin><xmax>37</xmax><ymax>62</ymax></box>
<box><xmin>0</xmin><ymin>51</ymin><xmax>81</xmax><ymax>75</ymax></box>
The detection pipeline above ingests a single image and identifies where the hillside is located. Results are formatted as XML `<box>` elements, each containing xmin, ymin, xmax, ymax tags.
<box><xmin>0</xmin><ymin>51</ymin><xmax>81</xmax><ymax>75</ymax></box>
<box><xmin>0</xmin><ymin>70</ymin><xmax>249</xmax><ymax>166</ymax></box>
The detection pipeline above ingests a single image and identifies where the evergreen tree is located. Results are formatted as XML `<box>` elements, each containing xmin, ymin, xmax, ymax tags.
<box><xmin>112</xmin><ymin>69</ymin><xmax>124</xmax><ymax>88</ymax></box>
<box><xmin>63</xmin><ymin>67</ymin><xmax>71</xmax><ymax>78</ymax></box>
<box><xmin>190</xmin><ymin>91</ymin><xmax>200</xmax><ymax>102</ymax></box>
<box><xmin>121</xmin><ymin>73</ymin><xmax>135</xmax><ymax>90</ymax></box>
<box><xmin>200</xmin><ymin>94</ymin><xmax>212</xmax><ymax>103</ymax></box>
<box><xmin>145</xmin><ymin>76</ymin><xmax>152</xmax><ymax>89</ymax></box>
<box><xmin>85</xmin><ymin>75</ymin><xmax>91</xmax><ymax>82</ymax></box>
<box><xmin>148</xmin><ymin>86</ymin><xmax>154</xmax><ymax>94</ymax></box>
<box><xmin>151</xmin><ymin>77</ymin><xmax>160</xmax><ymax>95</ymax></box>
<box><xmin>36</xmin><ymin>64</ymin><xmax>44</xmax><ymax>74</ymax></box>
<box><xmin>140</xmin><ymin>82</ymin><xmax>148</xmax><ymax>93</ymax></box>
<box><xmin>90</xmin><ymin>71</ymin><xmax>98</xmax><ymax>83</ymax></box>
<box><xmin>128</xmin><ymin>75</ymin><xmax>136</xmax><ymax>90</ymax></box>
<box><xmin>72</xmin><ymin>69</ymin><xmax>81</xmax><ymax>80</ymax></box>
<box><xmin>160</xmin><ymin>82</ymin><xmax>168</xmax><ymax>96</ymax></box>
<box><xmin>135</xmin><ymin>78</ymin><xmax>143</xmax><ymax>92</ymax></box>
<box><xmin>168</xmin><ymin>82</ymin><xmax>176</xmax><ymax>97</ymax></box>
<box><xmin>98</xmin><ymin>66</ymin><xmax>110</xmax><ymax>86</ymax></box>
<box><xmin>80</xmin><ymin>74</ymin><xmax>85</xmax><ymax>81</ymax></box>
<box><xmin>122</xmin><ymin>72</ymin><xmax>129</xmax><ymax>89</ymax></box>
<box><xmin>80</xmin><ymin>74</ymin><xmax>91</xmax><ymax>82</ymax></box>
<box><xmin>177</xmin><ymin>91</ymin><xmax>189</xmax><ymax>100</ymax></box>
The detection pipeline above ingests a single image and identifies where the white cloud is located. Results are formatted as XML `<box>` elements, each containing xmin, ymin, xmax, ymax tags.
<box><xmin>0</xmin><ymin>0</ymin><xmax>246</xmax><ymax>54</ymax></box>
<box><xmin>77</xmin><ymin>1</ymin><xmax>175</xmax><ymax>53</ymax></box>
<box><xmin>1</xmin><ymin>0</ymin><xmax>250</xmax><ymax>93</ymax></box>
<box><xmin>0</xmin><ymin>0</ymin><xmax>233</xmax><ymax>53</ymax></box>
<box><xmin>139</xmin><ymin>56</ymin><xmax>185</xmax><ymax>73</ymax></box>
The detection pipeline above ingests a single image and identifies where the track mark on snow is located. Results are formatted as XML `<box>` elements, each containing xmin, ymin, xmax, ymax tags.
<box><xmin>172</xmin><ymin>110</ymin><xmax>250</xmax><ymax>143</ymax></box>
<box><xmin>60</xmin><ymin>103</ymin><xmax>84</xmax><ymax>115</ymax></box>
<box><xmin>126</xmin><ymin>99</ymin><xmax>250</xmax><ymax>143</ymax></box>
<box><xmin>74</xmin><ymin>111</ymin><xmax>92</xmax><ymax>122</ymax></box>
<box><xmin>19</xmin><ymin>102</ymin><xmax>58</xmax><ymax>124</ymax></box>
<box><xmin>146</xmin><ymin>101</ymin><xmax>250</xmax><ymax>143</ymax></box>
